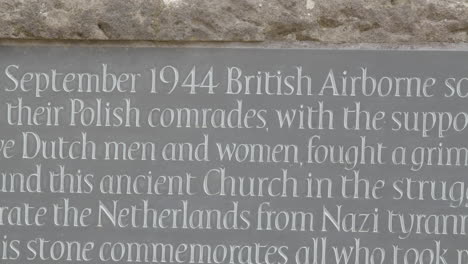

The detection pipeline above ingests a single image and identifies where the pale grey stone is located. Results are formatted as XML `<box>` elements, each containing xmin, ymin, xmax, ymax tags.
<box><xmin>1</xmin><ymin>0</ymin><xmax>468</xmax><ymax>43</ymax></box>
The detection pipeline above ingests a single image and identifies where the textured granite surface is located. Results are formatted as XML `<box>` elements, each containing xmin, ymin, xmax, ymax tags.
<box><xmin>1</xmin><ymin>0</ymin><xmax>468</xmax><ymax>43</ymax></box>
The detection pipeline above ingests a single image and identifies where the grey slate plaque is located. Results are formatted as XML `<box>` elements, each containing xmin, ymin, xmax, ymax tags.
<box><xmin>0</xmin><ymin>46</ymin><xmax>468</xmax><ymax>264</ymax></box>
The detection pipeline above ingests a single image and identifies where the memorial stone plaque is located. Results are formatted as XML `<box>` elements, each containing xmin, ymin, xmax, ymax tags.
<box><xmin>1</xmin><ymin>46</ymin><xmax>468</xmax><ymax>264</ymax></box>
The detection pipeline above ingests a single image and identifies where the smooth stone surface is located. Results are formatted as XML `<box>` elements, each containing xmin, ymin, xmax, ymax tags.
<box><xmin>2</xmin><ymin>0</ymin><xmax>468</xmax><ymax>43</ymax></box>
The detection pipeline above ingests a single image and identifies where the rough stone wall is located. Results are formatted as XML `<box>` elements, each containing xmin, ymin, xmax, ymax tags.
<box><xmin>1</xmin><ymin>0</ymin><xmax>468</xmax><ymax>43</ymax></box>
